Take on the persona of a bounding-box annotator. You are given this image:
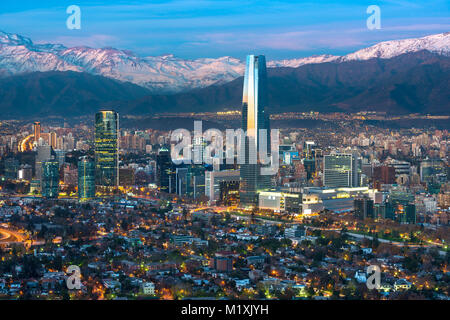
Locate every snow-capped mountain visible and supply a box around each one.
[270,32,450,67]
[267,54,340,68]
[340,32,450,62]
[0,31,244,92]
[0,32,81,74]
[0,31,449,92]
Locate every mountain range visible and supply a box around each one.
[0,31,449,118]
[1,31,449,92]
[117,50,450,115]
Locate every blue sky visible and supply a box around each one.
[0,0,448,60]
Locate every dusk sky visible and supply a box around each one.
[1,0,449,60]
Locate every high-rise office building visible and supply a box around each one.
[397,203,416,224]
[63,164,78,187]
[206,169,240,203]
[35,145,56,190]
[156,146,175,193]
[78,156,95,201]
[41,160,59,199]
[354,198,374,220]
[239,54,272,207]
[301,141,317,181]
[175,165,205,199]
[303,159,316,181]
[54,150,66,167]
[18,164,33,181]
[4,158,19,180]
[175,167,189,196]
[49,132,57,149]
[190,166,206,200]
[323,153,360,188]
[219,180,240,206]
[420,158,445,183]
[386,159,411,178]
[95,111,119,187]
[119,168,135,186]
[373,165,396,185]
[33,121,41,144]
[303,141,316,159]
[192,136,206,164]
[388,191,416,224]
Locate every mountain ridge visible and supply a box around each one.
[122,50,450,116]
[0,50,448,118]
[0,30,449,92]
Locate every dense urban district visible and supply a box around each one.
[0,55,448,300]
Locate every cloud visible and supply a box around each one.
[36,34,119,48]
[188,26,380,52]
[190,30,315,51]
[382,24,450,32]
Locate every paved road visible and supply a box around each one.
[345,232,447,256]
[0,227,26,244]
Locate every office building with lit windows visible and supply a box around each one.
[41,160,59,199]
[156,146,175,193]
[219,180,240,206]
[95,111,119,187]
[33,121,41,144]
[354,197,374,220]
[4,158,19,180]
[420,158,445,183]
[175,165,205,199]
[206,169,240,203]
[35,145,56,190]
[258,191,301,213]
[323,153,361,188]
[239,54,272,207]
[78,156,95,201]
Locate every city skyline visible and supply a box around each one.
[0,1,448,305]
[0,104,448,302]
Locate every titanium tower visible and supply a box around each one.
[239,55,272,207]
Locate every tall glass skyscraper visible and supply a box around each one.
[78,156,96,201]
[95,111,119,187]
[156,146,175,193]
[240,55,272,207]
[35,145,56,190]
[41,160,59,199]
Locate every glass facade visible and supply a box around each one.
[4,158,19,180]
[354,198,374,220]
[175,165,205,199]
[41,160,59,199]
[78,156,95,201]
[420,158,445,183]
[95,111,119,187]
[219,180,240,206]
[206,170,240,202]
[35,145,56,190]
[323,153,360,188]
[156,147,175,193]
[240,55,272,207]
